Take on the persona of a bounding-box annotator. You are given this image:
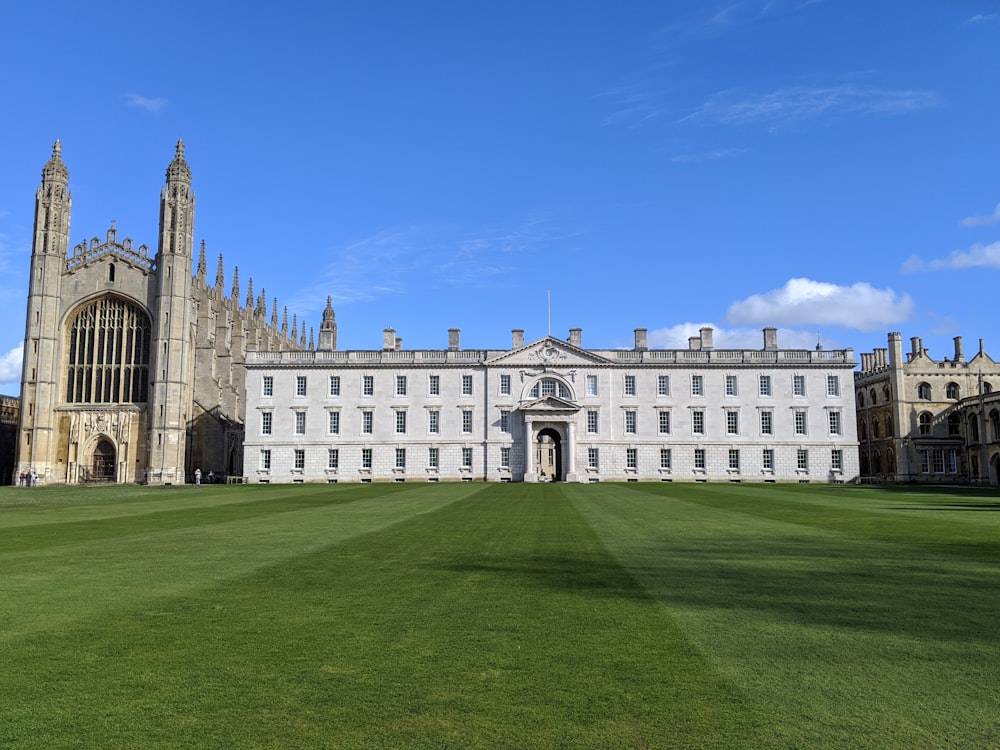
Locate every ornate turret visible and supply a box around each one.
[41,139,69,187]
[318,296,337,350]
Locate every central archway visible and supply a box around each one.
[91,438,117,482]
[536,428,562,482]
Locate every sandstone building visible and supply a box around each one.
[855,332,1000,485]
[16,142,306,484]
[244,326,860,484]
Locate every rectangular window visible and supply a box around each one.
[831,449,843,470]
[262,376,273,397]
[462,410,473,434]
[500,409,510,433]
[759,375,771,397]
[541,380,556,397]
[294,449,305,470]
[587,447,599,469]
[363,375,374,396]
[725,374,737,396]
[428,447,439,468]
[793,375,805,397]
[829,411,842,436]
[624,375,636,396]
[763,449,774,470]
[692,410,705,435]
[660,448,672,470]
[296,376,307,397]
[462,447,473,467]
[795,411,807,435]
[657,375,670,396]
[261,411,272,435]
[328,411,340,435]
[624,410,637,434]
[760,411,773,436]
[500,447,510,467]
[329,375,341,396]
[626,448,638,469]
[691,375,704,396]
[726,410,739,435]
[462,375,473,396]
[933,449,945,473]
[920,449,930,474]
[395,448,406,469]
[362,448,372,469]
[395,410,407,434]
[260,449,271,470]
[429,375,440,396]
[396,375,407,396]
[587,410,599,434]
[428,410,440,434]
[797,449,809,471]
[827,375,840,397]
[586,374,598,396]
[694,448,706,469]
[500,374,511,395]
[328,449,339,469]
[362,411,373,434]
[729,449,740,470]
[949,450,958,474]
[658,410,671,435]
[294,411,306,435]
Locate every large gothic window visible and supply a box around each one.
[65,295,150,404]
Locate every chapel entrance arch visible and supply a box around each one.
[90,438,117,483]
[536,428,562,482]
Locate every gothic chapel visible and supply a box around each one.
[17,141,314,484]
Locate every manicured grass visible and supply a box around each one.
[1,483,997,748]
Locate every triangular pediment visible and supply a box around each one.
[519,395,582,413]
[486,336,613,366]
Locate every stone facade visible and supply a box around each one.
[855,332,1000,485]
[16,142,307,484]
[245,326,860,484]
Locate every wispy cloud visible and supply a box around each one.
[649,322,830,350]
[598,84,671,129]
[902,241,1000,272]
[680,84,939,127]
[670,147,747,163]
[964,13,998,24]
[726,278,913,331]
[123,93,168,114]
[960,202,1000,227]
[0,344,23,385]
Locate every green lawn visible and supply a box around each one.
[1,482,997,749]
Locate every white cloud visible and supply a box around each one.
[726,278,913,331]
[960,202,1000,227]
[0,344,22,385]
[680,84,939,127]
[123,93,168,114]
[965,14,998,24]
[649,322,828,350]
[902,241,1000,272]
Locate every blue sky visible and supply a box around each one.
[2,1,1000,393]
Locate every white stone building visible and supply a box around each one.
[244,324,860,484]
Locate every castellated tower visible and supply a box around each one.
[15,142,315,484]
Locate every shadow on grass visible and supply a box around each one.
[890,502,1000,511]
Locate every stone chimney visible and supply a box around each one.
[448,328,460,351]
[954,336,965,362]
[763,327,777,351]
[383,327,396,351]
[568,328,582,348]
[634,328,648,351]
[512,329,524,349]
[395,337,403,351]
[700,326,714,350]
[688,336,700,350]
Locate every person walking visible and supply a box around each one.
[194,468,202,485]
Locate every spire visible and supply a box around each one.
[197,240,207,279]
[41,139,69,185]
[245,277,254,310]
[301,324,307,348]
[256,288,266,318]
[166,139,191,184]
[231,266,240,302]
[281,307,288,335]
[291,314,298,341]
[318,296,337,350]
[216,254,225,290]
[270,297,278,328]
[309,327,315,350]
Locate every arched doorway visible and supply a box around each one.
[536,428,562,482]
[92,439,117,483]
